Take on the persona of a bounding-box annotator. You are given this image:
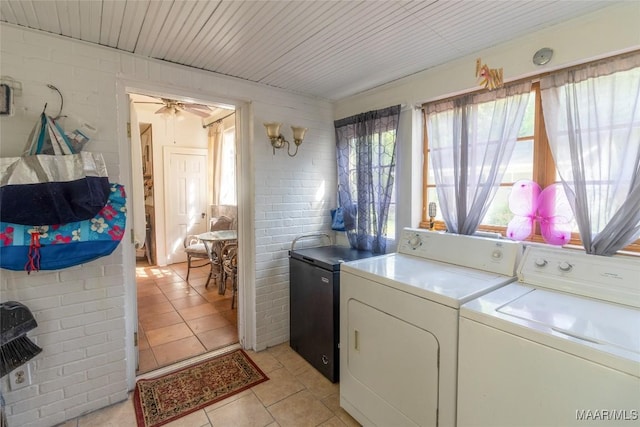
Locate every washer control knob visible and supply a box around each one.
[558,261,573,272]
[491,249,503,260]
[407,235,422,250]
[534,258,548,267]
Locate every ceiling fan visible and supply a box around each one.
[155,98,212,118]
[135,96,213,118]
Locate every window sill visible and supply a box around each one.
[417,221,640,256]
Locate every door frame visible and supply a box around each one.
[116,78,255,391]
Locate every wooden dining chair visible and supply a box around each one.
[183,235,209,281]
[221,242,238,308]
[210,215,233,232]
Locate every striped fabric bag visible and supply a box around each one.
[0,113,110,226]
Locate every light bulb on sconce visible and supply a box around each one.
[264,122,308,157]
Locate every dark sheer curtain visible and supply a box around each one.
[335,105,401,253]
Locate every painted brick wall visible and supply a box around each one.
[0,23,335,427]
[255,99,337,349]
[253,102,336,350]
[0,23,128,427]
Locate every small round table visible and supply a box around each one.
[197,230,238,294]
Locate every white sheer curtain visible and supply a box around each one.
[208,122,224,206]
[540,51,640,255]
[219,127,237,205]
[426,82,531,235]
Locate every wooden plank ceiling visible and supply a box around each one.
[0,0,615,101]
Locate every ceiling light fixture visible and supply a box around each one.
[533,47,554,66]
[264,122,307,157]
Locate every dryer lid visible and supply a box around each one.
[341,253,517,307]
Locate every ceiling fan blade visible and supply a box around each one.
[183,103,211,110]
[181,106,212,118]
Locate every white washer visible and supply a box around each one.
[339,228,522,427]
[458,245,640,427]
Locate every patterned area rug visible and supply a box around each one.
[134,349,268,427]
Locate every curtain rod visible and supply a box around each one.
[202,111,236,128]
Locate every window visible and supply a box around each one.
[219,127,236,205]
[423,83,531,235]
[423,77,640,253]
[426,84,560,230]
[343,131,397,238]
[335,105,400,253]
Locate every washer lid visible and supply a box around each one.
[497,288,640,355]
[461,283,640,376]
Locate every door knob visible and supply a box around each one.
[201,212,206,219]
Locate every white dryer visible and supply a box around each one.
[339,228,522,427]
[457,245,640,427]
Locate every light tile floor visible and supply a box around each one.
[59,343,361,427]
[136,260,238,374]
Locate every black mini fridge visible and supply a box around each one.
[289,244,376,382]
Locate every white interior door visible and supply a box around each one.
[164,147,208,264]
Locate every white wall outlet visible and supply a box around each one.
[8,362,32,390]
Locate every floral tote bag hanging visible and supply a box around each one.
[0,113,110,226]
[0,183,127,272]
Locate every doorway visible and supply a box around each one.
[135,262,238,374]
[129,93,239,374]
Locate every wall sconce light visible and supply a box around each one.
[264,122,308,157]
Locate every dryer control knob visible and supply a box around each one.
[558,261,573,272]
[535,258,548,267]
[407,235,422,249]
[491,249,503,260]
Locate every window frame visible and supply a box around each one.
[421,80,640,254]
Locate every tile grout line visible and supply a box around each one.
[136,262,238,375]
